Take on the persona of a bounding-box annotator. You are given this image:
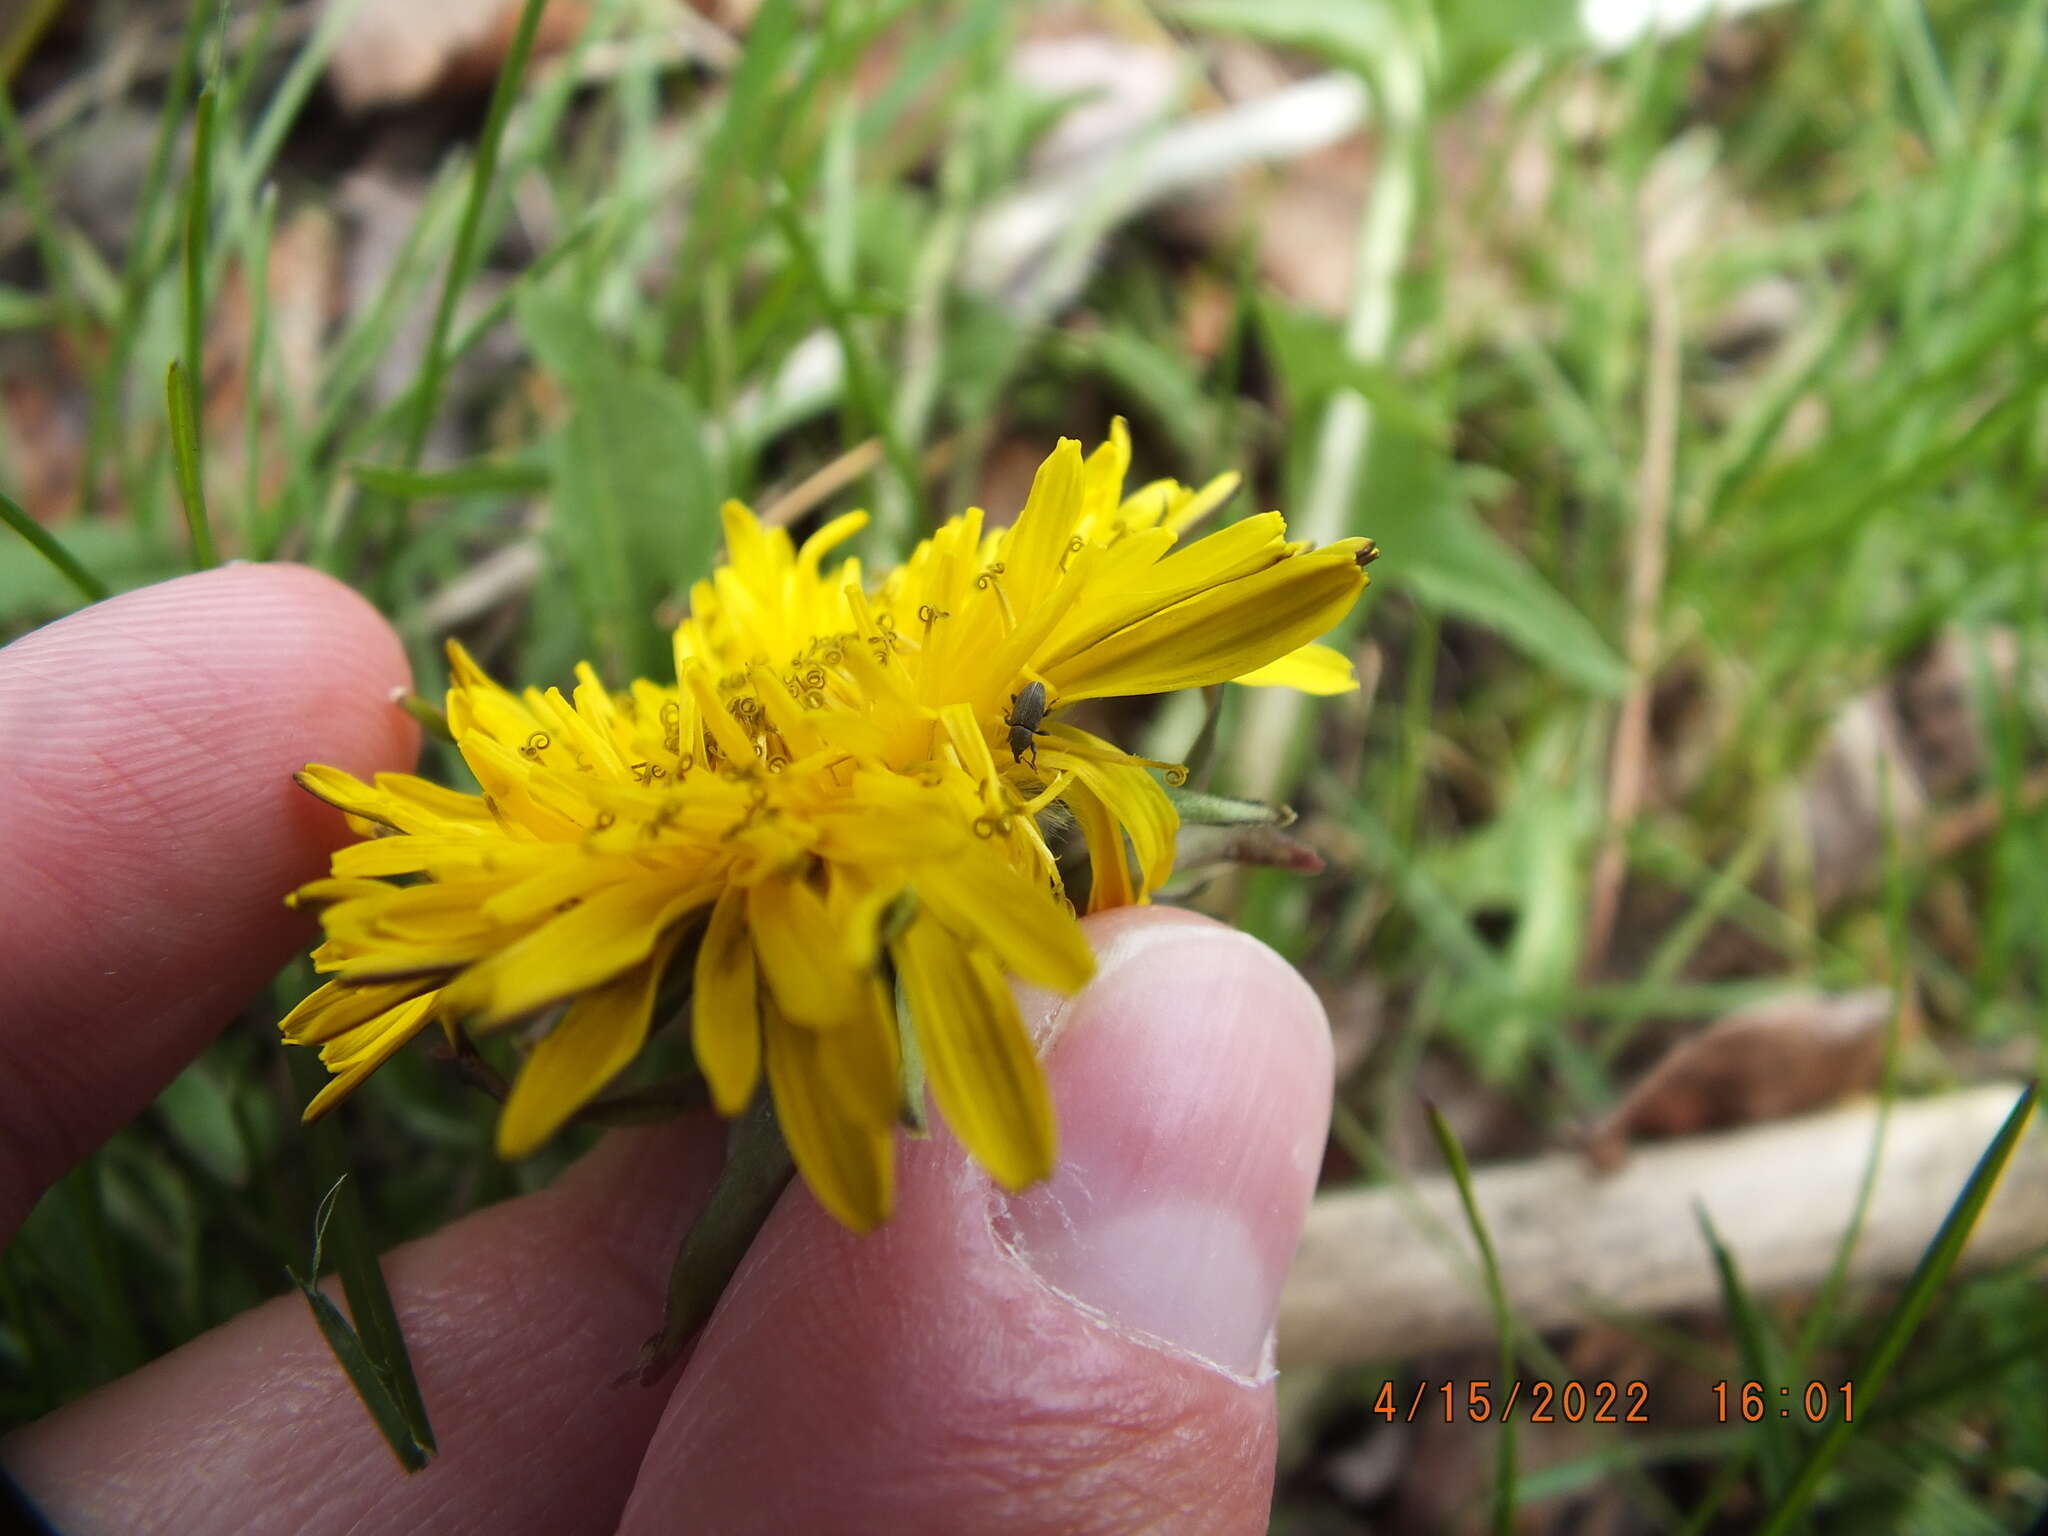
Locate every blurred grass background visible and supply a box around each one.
[3,0,2047,1528]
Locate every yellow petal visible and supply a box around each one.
[440,877,715,1025]
[324,879,513,947]
[681,660,760,772]
[811,771,969,864]
[913,845,1094,994]
[300,993,439,1121]
[893,918,1055,1190]
[998,438,1085,609]
[693,884,762,1115]
[329,836,487,881]
[763,1001,894,1232]
[1059,775,1135,913]
[287,877,391,911]
[1231,641,1358,694]
[1043,726,1179,901]
[1077,419,1132,529]
[798,509,870,572]
[719,499,788,588]
[1161,470,1242,534]
[939,701,1000,786]
[279,978,436,1047]
[824,864,903,969]
[1043,542,1368,702]
[814,977,902,1131]
[747,874,863,1028]
[371,771,500,827]
[456,731,588,841]
[445,640,550,749]
[496,934,678,1158]
[294,765,395,828]
[1040,514,1287,666]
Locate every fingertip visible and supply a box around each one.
[6,560,419,894]
[0,565,417,1232]
[1005,910,1334,1379]
[621,907,1331,1534]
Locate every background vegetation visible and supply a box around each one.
[3,0,2046,1528]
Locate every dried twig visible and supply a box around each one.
[1583,147,1699,974]
[1279,1082,2046,1366]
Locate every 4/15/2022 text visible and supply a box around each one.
[1370,1381,1650,1424]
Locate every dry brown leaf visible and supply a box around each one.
[1176,822,1326,877]
[1891,625,2039,800]
[326,0,593,112]
[1177,266,1236,363]
[0,353,84,523]
[1587,987,1898,1168]
[973,436,1054,527]
[1166,136,1370,319]
[1798,691,1929,912]
[1010,29,1178,175]
[1320,972,1385,1084]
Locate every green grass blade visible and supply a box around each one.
[764,181,923,528]
[633,1094,794,1386]
[0,490,109,602]
[164,362,216,568]
[0,282,53,329]
[397,0,548,473]
[0,0,65,84]
[328,206,606,473]
[205,0,359,294]
[286,1177,431,1472]
[239,184,278,553]
[1755,1080,2041,1536]
[1426,1103,1517,1535]
[287,1050,437,1459]
[1696,1203,1795,1505]
[162,73,220,568]
[85,0,212,527]
[184,86,216,437]
[0,82,83,336]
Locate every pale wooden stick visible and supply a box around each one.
[1278,1083,2045,1367]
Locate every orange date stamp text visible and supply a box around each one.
[1369,1380,1650,1424]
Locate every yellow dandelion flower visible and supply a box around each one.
[283,423,1373,1231]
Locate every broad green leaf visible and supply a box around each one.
[155,1061,250,1188]
[519,291,723,677]
[0,516,180,621]
[349,459,550,501]
[1366,434,1629,696]
[1173,0,1411,80]
[1257,296,1447,446]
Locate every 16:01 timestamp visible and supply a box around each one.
[1714,1381,1855,1422]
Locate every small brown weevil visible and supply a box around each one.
[1005,680,1049,768]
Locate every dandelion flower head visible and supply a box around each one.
[284,423,1373,1230]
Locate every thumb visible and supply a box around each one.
[619,907,1333,1536]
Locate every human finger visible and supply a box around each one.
[620,906,1333,1535]
[0,564,417,1239]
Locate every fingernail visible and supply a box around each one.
[993,918,1332,1379]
